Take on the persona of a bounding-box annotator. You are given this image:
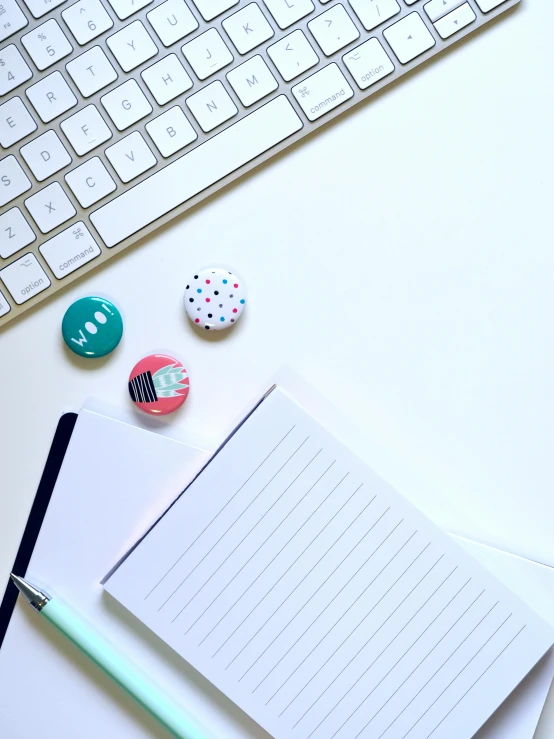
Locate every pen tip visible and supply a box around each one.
[9,575,50,611]
[10,574,29,597]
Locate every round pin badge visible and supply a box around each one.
[62,297,123,358]
[185,267,246,331]
[128,354,190,416]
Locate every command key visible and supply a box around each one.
[292,63,354,122]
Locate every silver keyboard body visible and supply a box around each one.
[0,0,520,327]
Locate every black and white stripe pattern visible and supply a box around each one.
[129,371,157,403]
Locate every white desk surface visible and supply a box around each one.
[0,0,552,734]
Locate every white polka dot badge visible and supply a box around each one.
[185,267,246,331]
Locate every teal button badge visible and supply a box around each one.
[62,297,123,358]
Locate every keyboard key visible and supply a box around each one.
[62,0,114,45]
[343,37,394,89]
[186,80,237,133]
[292,62,353,121]
[107,20,158,73]
[65,157,116,206]
[0,44,32,95]
[475,0,507,10]
[267,29,318,82]
[61,104,112,154]
[25,181,76,233]
[0,288,10,317]
[101,79,152,130]
[227,54,277,107]
[383,11,435,63]
[0,97,36,147]
[20,0,65,19]
[0,207,35,259]
[105,130,156,182]
[0,252,50,304]
[349,0,400,30]
[222,3,274,55]
[21,19,72,71]
[91,96,302,247]
[0,0,28,43]
[66,46,118,96]
[0,155,31,206]
[26,70,77,122]
[424,0,465,22]
[190,0,238,22]
[145,105,196,157]
[39,221,101,278]
[147,0,198,46]
[105,0,151,20]
[263,0,314,29]
[434,2,475,37]
[141,54,192,104]
[308,4,359,56]
[20,129,72,181]
[182,28,233,81]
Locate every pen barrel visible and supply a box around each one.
[41,599,210,739]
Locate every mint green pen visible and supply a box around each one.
[11,574,212,739]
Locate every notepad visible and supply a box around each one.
[105,387,554,739]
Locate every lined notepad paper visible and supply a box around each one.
[105,388,554,739]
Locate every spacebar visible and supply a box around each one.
[90,96,303,248]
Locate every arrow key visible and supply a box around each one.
[433,2,475,38]
[308,4,359,56]
[424,0,465,23]
[62,0,114,45]
[383,11,435,64]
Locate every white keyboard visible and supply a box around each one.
[0,0,518,326]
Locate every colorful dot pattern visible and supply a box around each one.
[185,268,247,331]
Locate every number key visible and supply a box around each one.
[0,44,32,95]
[62,0,114,45]
[21,19,73,71]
